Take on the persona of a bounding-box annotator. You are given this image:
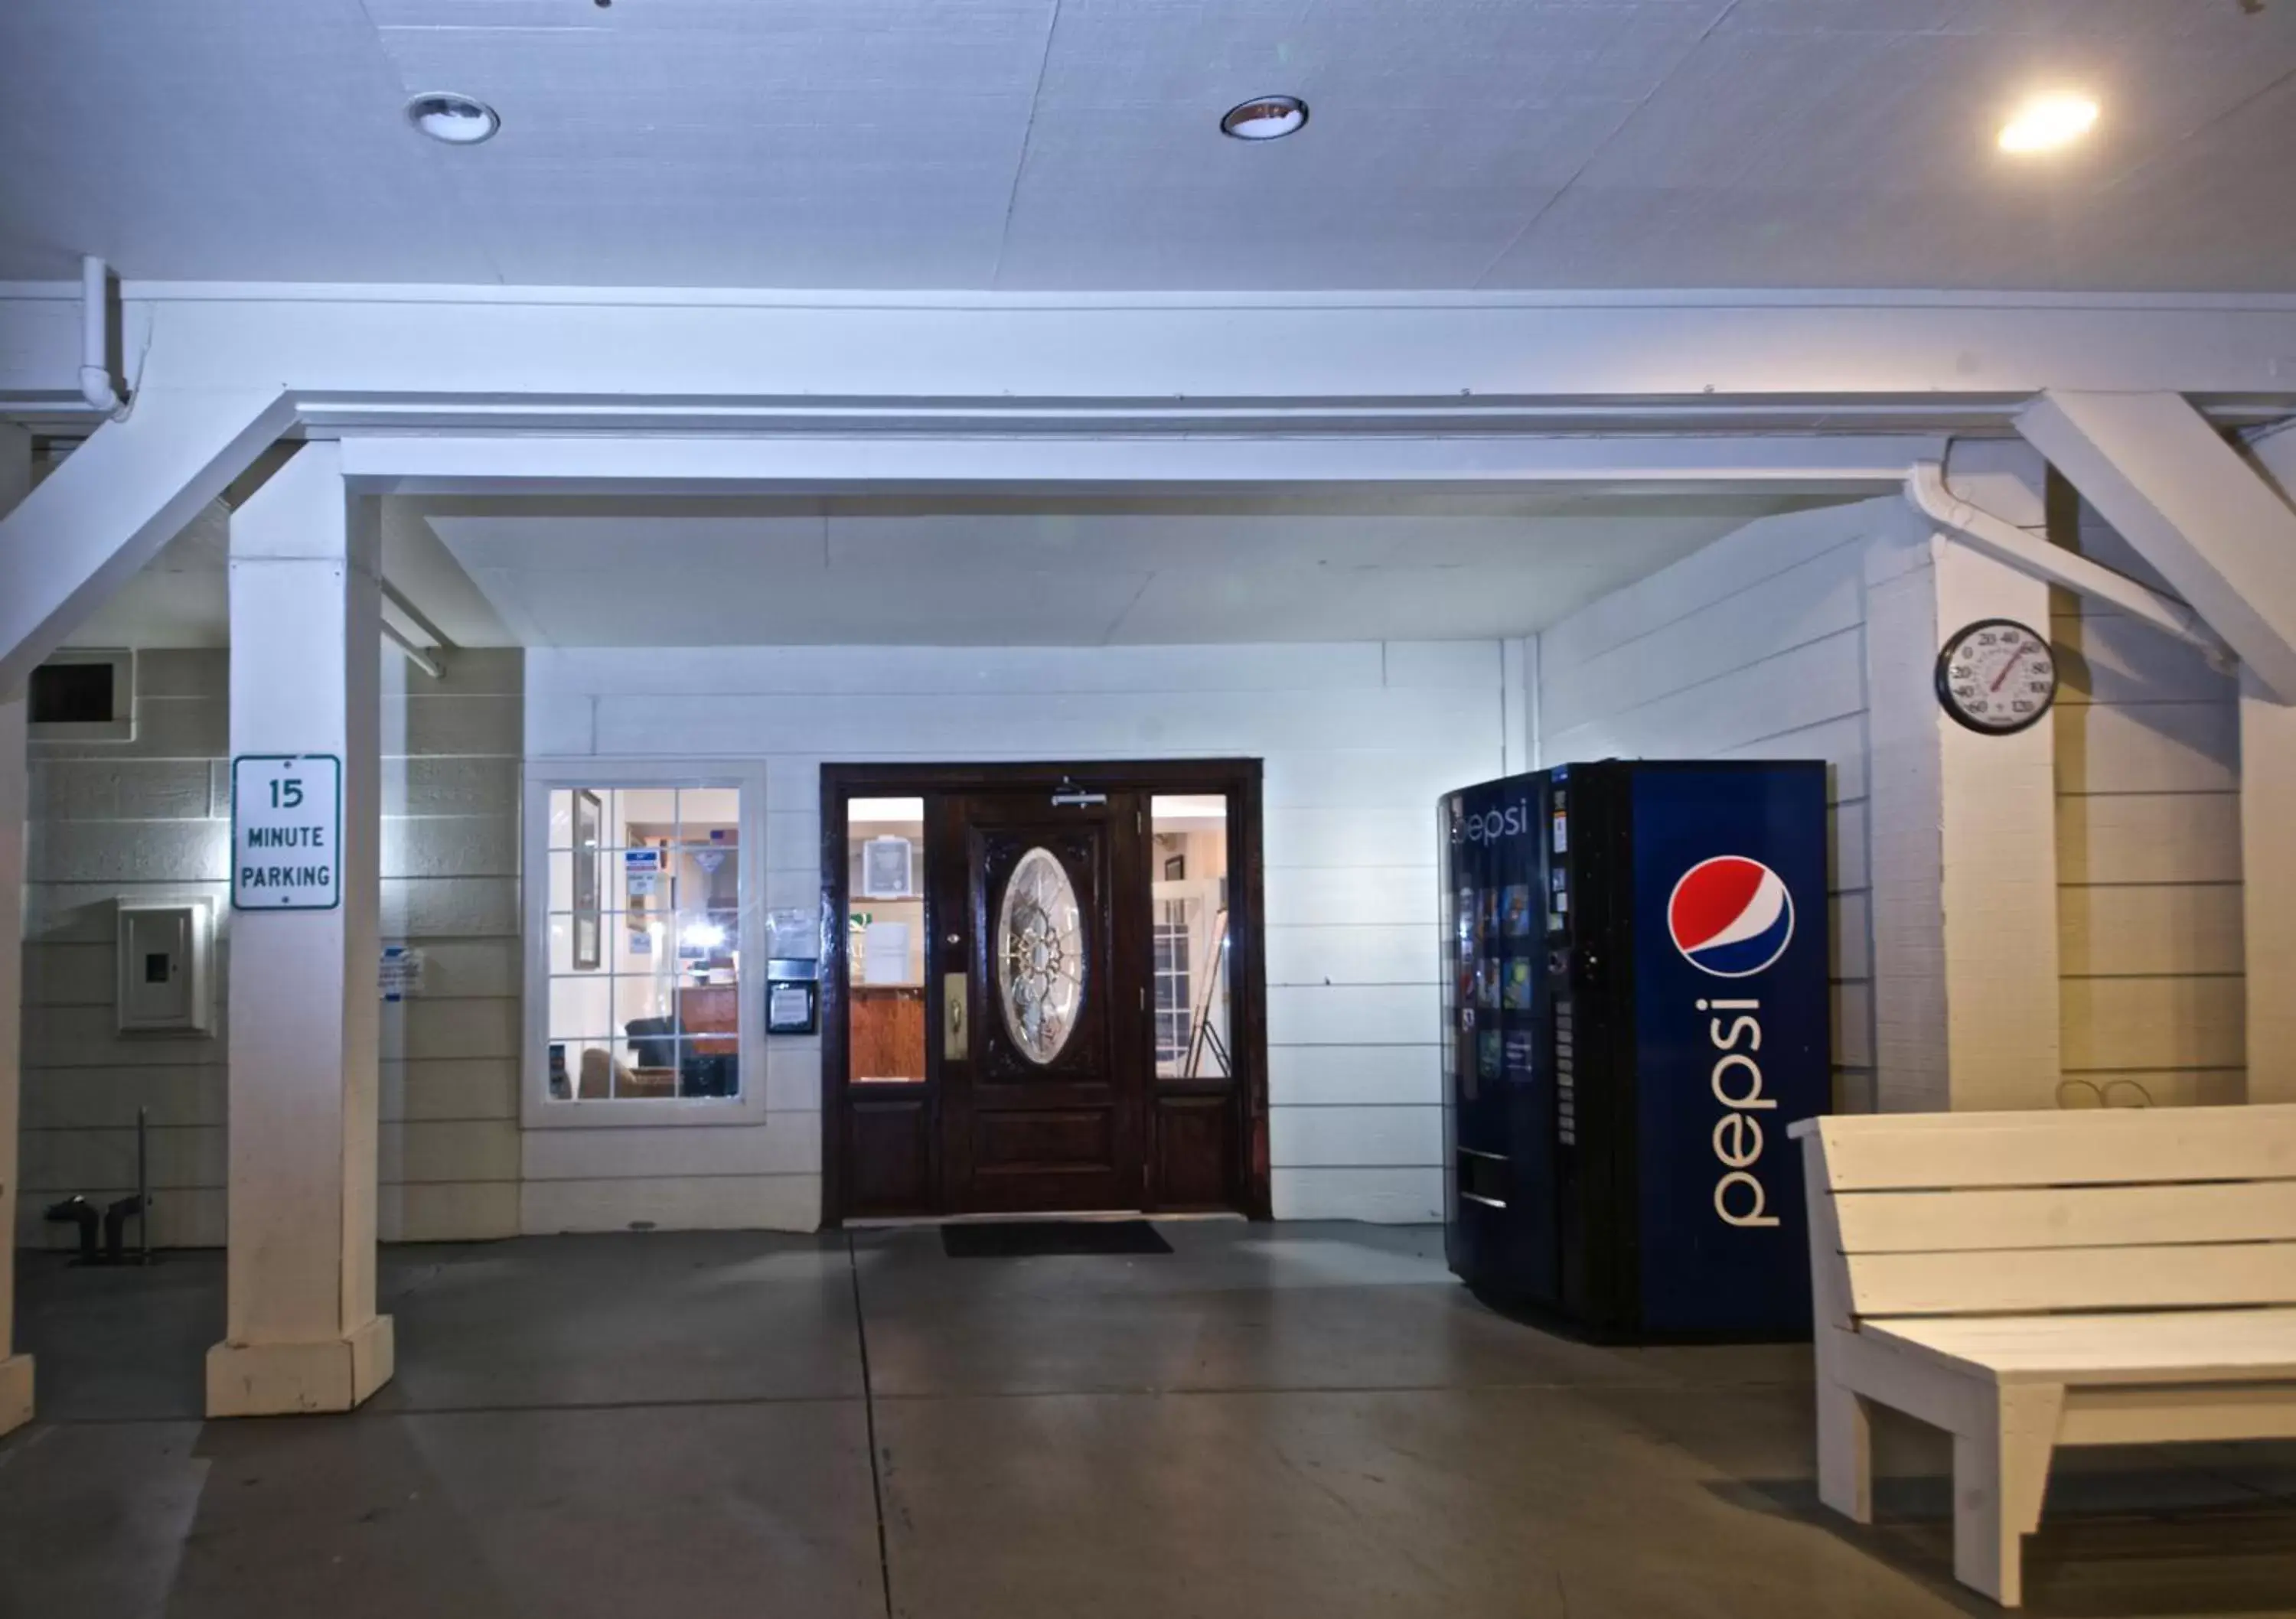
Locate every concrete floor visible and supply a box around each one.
[4,1223,2294,1618]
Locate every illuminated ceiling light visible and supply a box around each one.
[405,92,501,145]
[1998,93,2099,154]
[1221,95,1309,140]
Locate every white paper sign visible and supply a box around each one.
[768,907,817,959]
[232,754,341,911]
[379,946,426,1001]
[863,920,912,985]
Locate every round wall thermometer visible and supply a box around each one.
[1936,618,2058,735]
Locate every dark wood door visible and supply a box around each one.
[935,790,1148,1213]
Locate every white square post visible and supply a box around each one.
[2244,428,2296,1103]
[0,423,32,1435]
[1865,443,2064,1113]
[205,443,393,1415]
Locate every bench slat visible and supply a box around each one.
[1808,1106,2296,1191]
[1865,1308,2296,1381]
[1848,1241,2296,1316]
[1834,1181,2296,1253]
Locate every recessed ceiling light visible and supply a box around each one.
[1221,95,1308,141]
[1998,93,2098,154]
[405,92,501,146]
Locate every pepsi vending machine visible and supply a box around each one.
[1439,761,1828,1339]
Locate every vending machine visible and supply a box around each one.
[1439,760,1829,1339]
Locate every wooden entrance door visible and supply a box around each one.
[934,790,1149,1213]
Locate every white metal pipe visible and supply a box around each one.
[1905,459,2229,664]
[78,256,125,416]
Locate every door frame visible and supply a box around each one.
[820,758,1270,1227]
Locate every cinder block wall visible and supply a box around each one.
[16,647,523,1247]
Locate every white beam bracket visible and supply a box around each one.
[1903,460,2230,666]
[2019,390,2296,704]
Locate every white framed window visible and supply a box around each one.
[522,761,768,1129]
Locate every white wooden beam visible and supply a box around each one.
[338,432,1945,495]
[0,386,295,699]
[7,285,2296,431]
[2018,391,2296,703]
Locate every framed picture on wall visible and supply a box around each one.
[861,836,913,898]
[572,788,603,970]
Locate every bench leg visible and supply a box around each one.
[1816,1377,1874,1523]
[1952,1383,2064,1608]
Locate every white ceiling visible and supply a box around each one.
[68,490,1837,649]
[421,490,1831,647]
[3,0,2294,291]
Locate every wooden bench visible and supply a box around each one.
[1790,1105,2296,1607]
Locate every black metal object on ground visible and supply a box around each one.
[941,1220,1172,1259]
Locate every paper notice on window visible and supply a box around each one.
[862,920,912,985]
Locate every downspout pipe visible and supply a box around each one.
[79,255,129,418]
[1904,460,2230,666]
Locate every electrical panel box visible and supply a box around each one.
[116,899,215,1035]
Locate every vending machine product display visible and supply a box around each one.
[1439,761,1830,1339]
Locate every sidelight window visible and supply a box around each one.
[1150,796,1231,1079]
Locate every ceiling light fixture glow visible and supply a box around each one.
[1221,95,1308,140]
[405,92,501,145]
[1998,93,2099,154]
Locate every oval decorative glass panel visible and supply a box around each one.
[997,846,1085,1065]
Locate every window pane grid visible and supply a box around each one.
[546,783,743,1102]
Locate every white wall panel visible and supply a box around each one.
[18,646,527,1248]
[2053,519,2247,1103]
[1271,1168,1443,1224]
[530,637,1508,1224]
[1265,924,1437,986]
[1269,1045,1442,1108]
[520,1173,820,1235]
[1534,500,1892,1109]
[1267,985,1441,1048]
[1268,1105,1443,1169]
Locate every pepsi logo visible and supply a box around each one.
[1668,856,1795,979]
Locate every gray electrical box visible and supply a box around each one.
[116,899,215,1035]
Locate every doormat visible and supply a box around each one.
[941,1220,1173,1258]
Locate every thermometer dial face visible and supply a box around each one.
[1936,618,2057,735]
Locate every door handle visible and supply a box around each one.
[944,972,967,1061]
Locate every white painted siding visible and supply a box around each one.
[1534,499,1895,1112]
[377,648,526,1238]
[527,642,1509,1227]
[18,647,523,1247]
[2053,505,2245,1106]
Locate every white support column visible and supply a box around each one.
[1865,443,2063,1113]
[205,443,393,1416]
[0,424,32,1435]
[2243,427,2296,1103]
